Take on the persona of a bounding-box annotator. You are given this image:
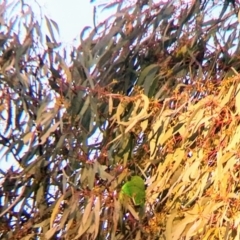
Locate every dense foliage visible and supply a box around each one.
[1,0,240,239]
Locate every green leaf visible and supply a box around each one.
[50,19,60,36]
[45,16,58,43]
[137,64,159,86]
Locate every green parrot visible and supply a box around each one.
[120,176,146,207]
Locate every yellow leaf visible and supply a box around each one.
[75,212,93,239]
[234,225,240,240]
[164,149,185,184]
[219,84,234,107]
[60,59,72,83]
[182,160,200,182]
[235,83,240,114]
[198,173,211,196]
[116,101,126,125]
[22,132,34,144]
[185,218,204,239]
[112,197,121,235]
[50,194,64,227]
[158,126,173,146]
[221,151,234,165]
[124,119,138,134]
[169,182,188,207]
[137,94,150,119]
[176,45,188,58]
[82,196,94,226]
[140,119,148,132]
[126,202,139,220]
[58,208,71,231]
[130,98,142,118]
[165,211,178,239]
[117,94,149,126]
[202,228,216,240]
[156,153,173,181]
[109,95,113,115]
[93,197,100,239]
[172,214,198,239]
[19,73,29,88]
[45,226,58,240]
[40,121,60,145]
[66,218,74,232]
[135,231,141,240]
[226,124,240,151]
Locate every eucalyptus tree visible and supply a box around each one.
[1,0,240,239]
